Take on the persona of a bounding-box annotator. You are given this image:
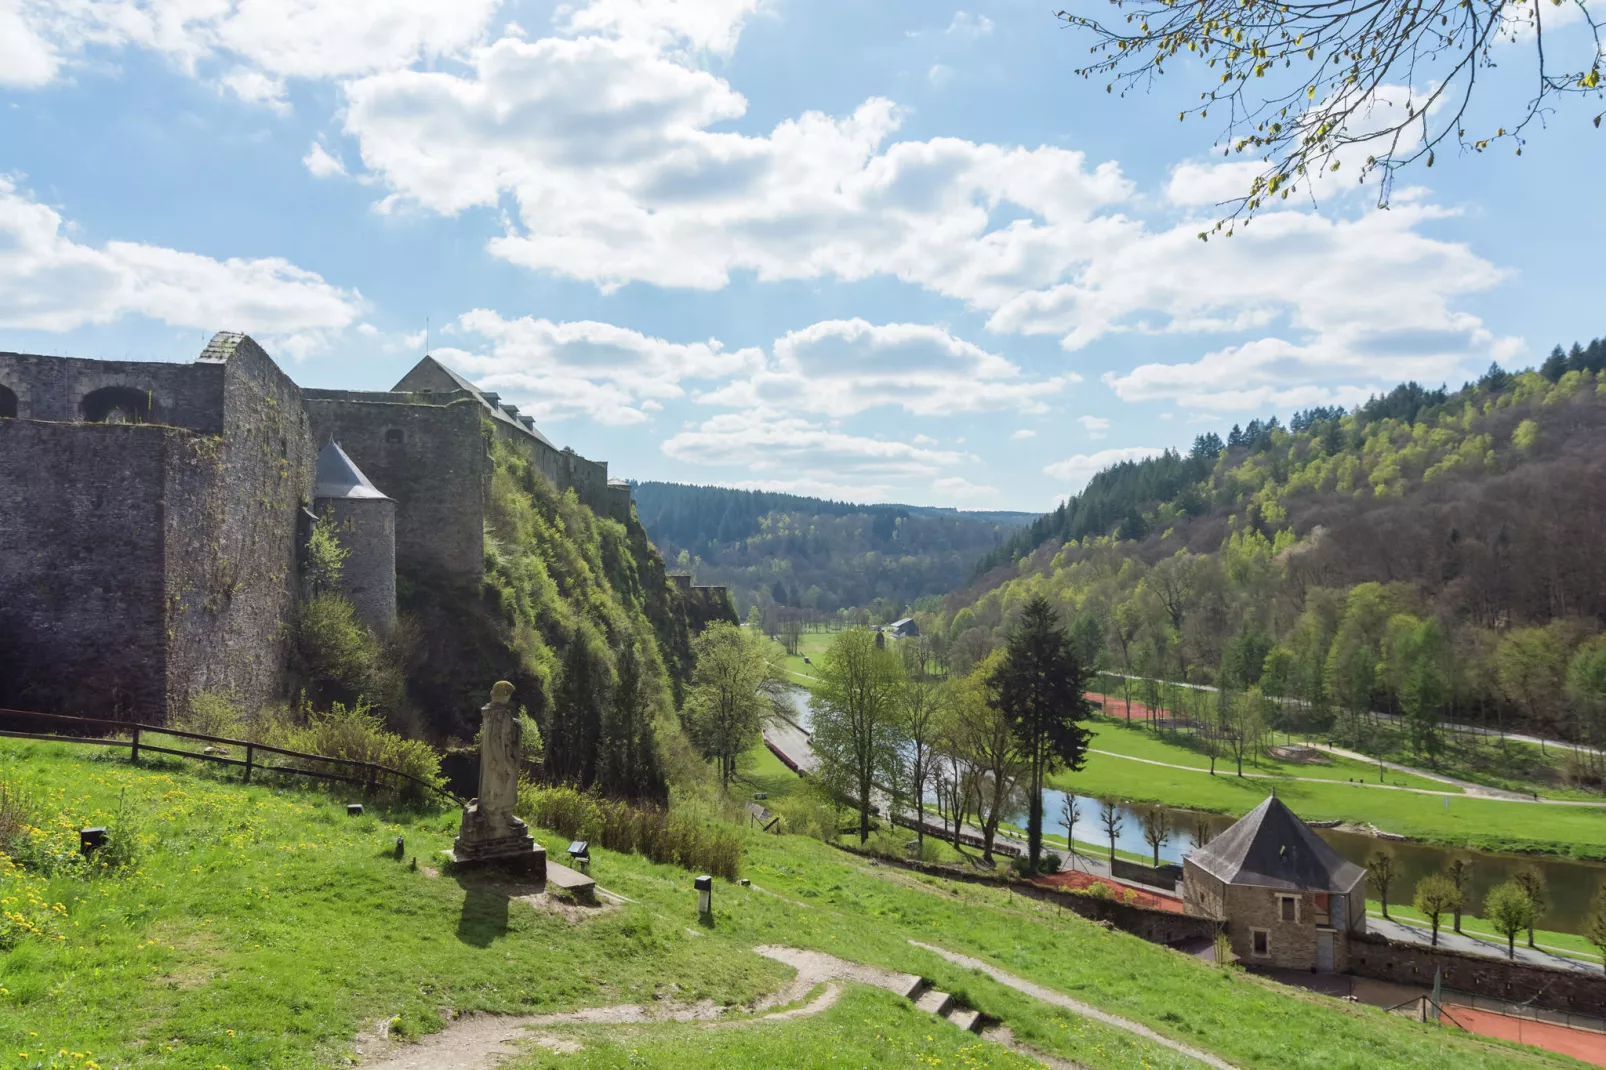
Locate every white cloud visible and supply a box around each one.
[303,142,348,179]
[561,0,765,56]
[927,64,953,88]
[699,319,1074,418]
[720,476,899,503]
[932,475,996,502]
[945,11,994,37]
[662,409,967,483]
[0,0,59,87]
[1043,446,1167,489]
[448,309,762,425]
[1078,415,1110,438]
[357,322,379,335]
[8,0,504,97]
[1011,429,1036,440]
[0,176,362,356]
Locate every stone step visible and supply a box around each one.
[897,975,927,1001]
[545,860,597,904]
[947,1009,982,1033]
[913,989,953,1017]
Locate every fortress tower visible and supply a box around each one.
[312,441,397,636]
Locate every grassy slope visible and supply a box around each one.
[0,740,1587,1070]
[1059,719,1606,860]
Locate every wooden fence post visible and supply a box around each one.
[130,726,140,764]
[245,743,254,784]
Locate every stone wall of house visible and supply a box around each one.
[0,351,226,431]
[1348,932,1606,1018]
[0,420,176,719]
[1184,859,1367,973]
[162,335,316,719]
[303,391,486,588]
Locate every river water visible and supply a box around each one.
[779,687,1606,934]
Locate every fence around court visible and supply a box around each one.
[0,708,461,806]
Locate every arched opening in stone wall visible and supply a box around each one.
[82,386,152,424]
[384,428,405,444]
[0,385,16,419]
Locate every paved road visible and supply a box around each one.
[1366,915,1599,974]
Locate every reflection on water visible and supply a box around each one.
[782,685,1606,934]
[1038,789,1606,934]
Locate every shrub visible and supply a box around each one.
[264,700,445,799]
[293,593,405,711]
[175,691,245,738]
[515,781,741,879]
[0,779,36,858]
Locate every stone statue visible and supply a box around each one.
[448,680,544,876]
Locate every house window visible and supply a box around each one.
[1279,895,1299,923]
[1251,929,1270,957]
[385,428,404,444]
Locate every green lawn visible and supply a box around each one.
[1365,901,1604,966]
[776,629,836,693]
[1058,719,1606,860]
[0,739,1588,1070]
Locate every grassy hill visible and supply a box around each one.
[936,334,1606,766]
[0,740,1589,1070]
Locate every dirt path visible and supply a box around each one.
[910,941,1238,1070]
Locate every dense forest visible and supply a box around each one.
[631,482,1035,620]
[929,332,1606,765]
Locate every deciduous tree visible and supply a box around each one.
[684,623,788,789]
[1485,881,1538,959]
[1412,873,1462,947]
[812,627,907,843]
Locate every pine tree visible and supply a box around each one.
[547,630,605,788]
[987,596,1094,872]
[596,641,666,803]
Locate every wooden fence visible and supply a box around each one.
[0,708,460,806]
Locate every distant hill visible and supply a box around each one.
[631,482,1037,619]
[938,330,1606,746]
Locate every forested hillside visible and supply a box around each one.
[935,333,1606,761]
[632,482,1035,620]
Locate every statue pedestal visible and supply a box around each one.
[443,802,546,878]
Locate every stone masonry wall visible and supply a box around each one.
[1349,932,1606,1017]
[303,392,486,587]
[162,336,316,719]
[314,496,397,635]
[0,351,225,431]
[0,421,174,719]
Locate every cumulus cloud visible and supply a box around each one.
[932,475,996,502]
[0,176,362,356]
[662,409,967,484]
[0,0,60,87]
[1043,446,1167,489]
[945,11,994,37]
[1011,429,1036,440]
[303,142,348,178]
[1078,415,1110,438]
[699,319,1074,418]
[445,309,762,425]
[561,0,765,56]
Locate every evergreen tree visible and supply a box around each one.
[547,630,606,788]
[987,596,1094,872]
[1541,345,1568,382]
[596,641,666,803]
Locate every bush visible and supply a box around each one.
[0,779,36,858]
[263,700,445,799]
[175,691,245,738]
[293,593,405,711]
[516,782,742,879]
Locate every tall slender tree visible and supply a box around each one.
[595,641,666,803]
[812,627,907,842]
[684,622,787,788]
[987,596,1094,873]
[547,628,606,788]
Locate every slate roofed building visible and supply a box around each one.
[888,617,919,640]
[1182,795,1367,973]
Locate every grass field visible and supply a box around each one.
[1,739,1587,1070]
[1058,718,1606,860]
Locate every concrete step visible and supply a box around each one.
[897,976,927,1001]
[545,860,597,904]
[947,1009,982,1033]
[913,989,954,1017]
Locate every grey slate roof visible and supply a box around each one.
[399,356,556,449]
[314,441,391,501]
[1186,795,1365,893]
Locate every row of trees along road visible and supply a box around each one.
[804,596,1095,871]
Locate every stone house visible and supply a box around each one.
[1182,795,1368,973]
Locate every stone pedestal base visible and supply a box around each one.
[446,805,546,878]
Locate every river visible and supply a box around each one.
[781,687,1606,934]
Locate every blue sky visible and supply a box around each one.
[1,0,1602,511]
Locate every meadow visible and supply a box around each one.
[0,739,1591,1070]
[1059,718,1606,860]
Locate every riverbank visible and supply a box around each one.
[1057,717,1606,861]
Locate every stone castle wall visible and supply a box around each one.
[0,351,226,431]
[0,421,177,718]
[163,338,316,718]
[315,496,397,635]
[303,391,487,587]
